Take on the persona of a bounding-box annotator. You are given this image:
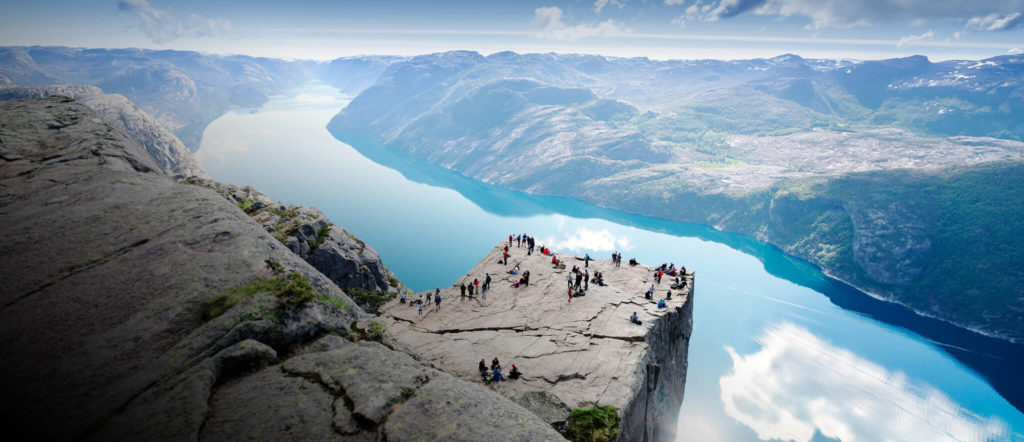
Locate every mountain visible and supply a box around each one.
[0,95,564,441]
[328,51,1024,342]
[0,46,401,151]
[0,85,207,178]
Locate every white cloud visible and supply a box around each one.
[719,323,1011,442]
[967,13,1024,31]
[594,0,626,14]
[897,30,934,49]
[539,227,632,252]
[664,0,688,5]
[532,6,630,41]
[667,0,1024,30]
[1010,48,1024,54]
[117,0,230,44]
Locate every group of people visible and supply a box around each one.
[632,260,689,324]
[460,274,492,300]
[480,357,522,384]
[610,252,622,267]
[512,233,536,255]
[400,289,444,315]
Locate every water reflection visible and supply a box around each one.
[335,123,1024,414]
[537,225,634,253]
[720,323,1013,441]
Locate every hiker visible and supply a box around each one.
[434,292,442,311]
[630,312,641,325]
[629,258,638,266]
[566,273,573,288]
[492,366,504,382]
[492,357,500,370]
[461,283,466,299]
[574,272,582,290]
[584,271,589,290]
[646,284,655,300]
[509,364,522,380]
[418,303,423,316]
[503,250,508,265]
[567,287,573,303]
[468,283,475,297]
[516,234,521,247]
[666,290,672,301]
[523,270,530,287]
[658,299,667,309]
[474,278,479,293]
[479,359,490,383]
[509,264,519,275]
[418,293,425,305]
[400,291,406,304]
[485,273,491,290]
[584,253,590,268]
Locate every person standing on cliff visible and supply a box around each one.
[460,283,466,299]
[566,273,573,288]
[584,253,590,268]
[584,270,589,290]
[567,286,573,303]
[434,291,442,311]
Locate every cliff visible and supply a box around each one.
[326,51,1024,343]
[0,85,207,178]
[381,244,694,441]
[0,96,563,440]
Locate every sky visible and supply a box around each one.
[0,0,1022,61]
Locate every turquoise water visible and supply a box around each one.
[198,83,1024,441]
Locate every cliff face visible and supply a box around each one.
[380,243,694,441]
[183,178,407,313]
[0,96,563,441]
[0,85,207,178]
[326,51,1024,343]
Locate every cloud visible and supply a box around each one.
[967,13,1024,31]
[1010,48,1024,54]
[897,30,934,49]
[664,0,687,5]
[532,6,629,40]
[537,227,632,253]
[117,0,229,44]
[719,323,1010,442]
[668,0,1024,30]
[594,0,626,14]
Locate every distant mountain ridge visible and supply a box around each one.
[328,50,1024,342]
[0,46,402,150]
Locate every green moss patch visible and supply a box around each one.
[566,405,620,442]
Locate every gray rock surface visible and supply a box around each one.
[381,243,694,440]
[0,96,564,441]
[0,85,208,178]
[185,177,404,312]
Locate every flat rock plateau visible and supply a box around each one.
[382,243,694,441]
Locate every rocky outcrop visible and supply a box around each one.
[381,243,694,440]
[0,96,563,441]
[182,178,405,312]
[0,85,208,178]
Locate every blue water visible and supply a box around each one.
[198,83,1024,441]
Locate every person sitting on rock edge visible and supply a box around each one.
[630,312,641,325]
[492,366,504,382]
[657,299,666,309]
[509,364,522,380]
